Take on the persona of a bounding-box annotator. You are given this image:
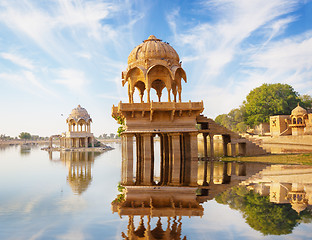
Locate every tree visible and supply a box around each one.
[215,106,247,133]
[19,132,31,141]
[215,114,231,129]
[243,83,300,127]
[299,94,312,109]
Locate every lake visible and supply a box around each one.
[0,143,311,240]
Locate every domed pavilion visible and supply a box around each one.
[112,35,204,187]
[124,35,187,103]
[60,105,95,149]
[289,103,309,135]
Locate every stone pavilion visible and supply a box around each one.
[60,105,95,149]
[112,35,204,187]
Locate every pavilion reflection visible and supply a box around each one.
[49,151,103,194]
[112,186,203,239]
[241,165,312,213]
[112,161,270,239]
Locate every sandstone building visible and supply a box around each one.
[270,104,312,136]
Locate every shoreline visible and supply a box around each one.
[221,153,312,165]
[0,138,121,146]
[0,140,52,145]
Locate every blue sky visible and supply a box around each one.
[0,0,312,137]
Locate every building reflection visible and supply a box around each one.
[112,161,270,239]
[112,186,203,239]
[49,151,102,194]
[241,165,312,213]
[196,161,269,200]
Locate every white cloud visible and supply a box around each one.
[167,0,309,116]
[54,68,89,93]
[0,52,34,70]
[75,52,91,60]
[0,0,122,64]
[174,0,299,78]
[245,32,312,94]
[0,70,56,97]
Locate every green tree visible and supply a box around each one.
[215,106,247,133]
[299,94,312,109]
[215,114,231,129]
[243,83,300,127]
[19,132,31,141]
[113,116,125,137]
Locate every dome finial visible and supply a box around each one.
[144,35,161,42]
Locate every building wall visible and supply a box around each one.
[270,115,291,137]
[305,114,312,135]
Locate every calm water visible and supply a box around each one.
[0,144,311,240]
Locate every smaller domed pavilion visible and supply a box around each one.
[289,103,309,135]
[60,105,95,148]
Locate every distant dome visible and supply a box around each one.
[127,35,180,66]
[291,104,307,116]
[67,105,92,123]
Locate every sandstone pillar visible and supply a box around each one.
[161,134,170,185]
[189,132,198,186]
[222,135,231,156]
[142,133,153,185]
[209,134,214,158]
[122,134,134,185]
[203,133,208,160]
[136,134,143,184]
[170,133,181,185]
[230,143,236,157]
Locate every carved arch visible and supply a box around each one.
[147,65,173,102]
[134,81,146,103]
[123,66,146,86]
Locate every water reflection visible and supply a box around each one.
[112,186,203,239]
[215,165,312,236]
[241,165,312,213]
[49,151,103,194]
[113,161,271,238]
[20,145,31,155]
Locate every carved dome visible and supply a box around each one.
[67,105,92,123]
[123,35,187,103]
[291,104,307,116]
[127,35,180,67]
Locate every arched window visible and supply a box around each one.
[298,118,303,124]
[151,79,166,102]
[293,118,296,124]
[134,81,146,103]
